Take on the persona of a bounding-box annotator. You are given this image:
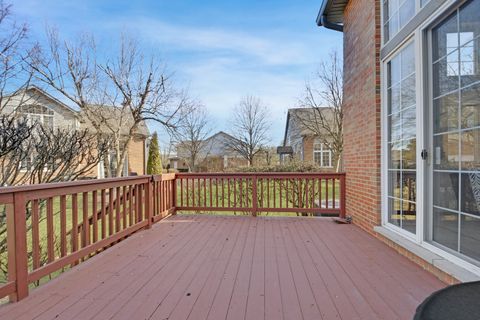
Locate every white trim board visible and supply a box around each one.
[375,226,480,282]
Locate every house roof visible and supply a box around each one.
[282,107,335,146]
[80,105,150,138]
[316,0,347,30]
[6,86,80,117]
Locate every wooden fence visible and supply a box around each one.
[0,172,345,302]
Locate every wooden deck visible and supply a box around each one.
[0,214,444,320]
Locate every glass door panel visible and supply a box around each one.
[387,42,417,234]
[430,0,480,262]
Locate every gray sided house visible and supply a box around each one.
[173,131,248,172]
[279,108,336,170]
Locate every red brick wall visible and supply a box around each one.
[343,0,382,233]
[341,0,462,285]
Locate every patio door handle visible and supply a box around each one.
[421,149,428,160]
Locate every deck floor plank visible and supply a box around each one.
[104,216,230,320]
[35,216,200,320]
[0,215,445,320]
[0,216,196,320]
[59,215,207,320]
[313,219,419,319]
[169,216,247,320]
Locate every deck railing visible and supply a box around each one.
[0,172,345,302]
[176,173,345,217]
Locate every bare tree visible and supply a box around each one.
[32,31,185,177]
[296,50,343,171]
[172,101,211,172]
[227,96,271,166]
[26,126,111,184]
[0,1,38,113]
[0,115,32,185]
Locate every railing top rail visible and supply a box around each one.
[152,173,176,181]
[175,172,346,178]
[0,175,151,195]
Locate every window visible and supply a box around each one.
[17,105,54,128]
[383,0,415,42]
[313,142,332,168]
[430,0,480,262]
[386,41,417,234]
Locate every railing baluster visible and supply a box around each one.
[326,178,329,209]
[122,186,127,229]
[60,195,67,257]
[221,178,225,208]
[31,199,40,270]
[115,187,121,232]
[129,185,134,226]
[234,178,237,208]
[101,189,106,239]
[92,191,98,243]
[46,197,54,263]
[198,178,201,208]
[228,178,231,207]
[333,178,336,209]
[215,178,219,207]
[286,179,289,209]
[203,178,206,207]
[108,188,114,235]
[82,192,89,247]
[318,178,322,211]
[71,194,78,264]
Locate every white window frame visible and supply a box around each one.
[382,0,422,44]
[17,105,54,129]
[313,141,333,168]
[380,0,480,275]
[381,37,420,241]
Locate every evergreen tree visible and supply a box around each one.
[147,132,162,174]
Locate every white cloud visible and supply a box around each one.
[121,18,320,66]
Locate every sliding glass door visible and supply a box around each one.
[387,42,417,235]
[429,0,480,262]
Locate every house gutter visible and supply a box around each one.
[316,0,344,32]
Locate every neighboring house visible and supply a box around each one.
[174,131,248,172]
[1,87,150,179]
[317,0,480,282]
[79,104,150,178]
[278,108,335,170]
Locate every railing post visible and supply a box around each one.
[172,174,177,215]
[252,175,258,217]
[7,192,29,301]
[145,179,153,228]
[340,174,346,219]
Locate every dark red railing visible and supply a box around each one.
[176,173,345,217]
[0,172,345,302]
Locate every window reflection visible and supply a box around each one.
[433,208,459,251]
[431,0,480,262]
[460,215,480,260]
[387,42,417,234]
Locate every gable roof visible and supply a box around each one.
[282,108,335,146]
[6,86,80,117]
[175,131,242,159]
[79,105,150,138]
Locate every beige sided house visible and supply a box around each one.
[279,108,337,170]
[2,87,149,180]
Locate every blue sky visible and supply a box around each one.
[13,0,342,146]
